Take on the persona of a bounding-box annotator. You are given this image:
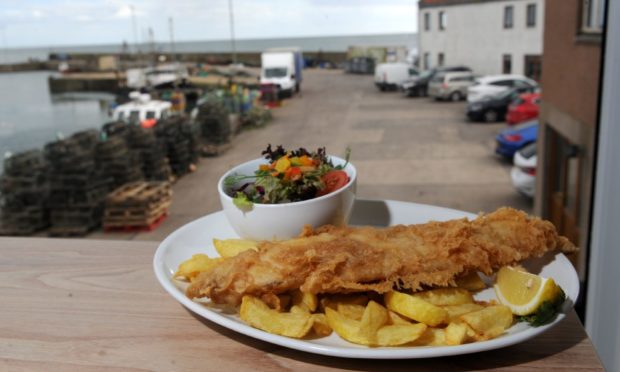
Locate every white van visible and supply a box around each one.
[374,63,418,91]
[260,48,303,96]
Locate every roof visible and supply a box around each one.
[476,74,531,83]
[419,0,514,8]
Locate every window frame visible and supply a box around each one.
[581,0,606,34]
[438,11,447,31]
[504,5,514,29]
[502,54,512,74]
[526,3,537,27]
[424,12,431,31]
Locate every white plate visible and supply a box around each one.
[153,199,579,359]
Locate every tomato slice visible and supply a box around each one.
[317,170,349,196]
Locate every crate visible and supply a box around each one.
[103,181,172,231]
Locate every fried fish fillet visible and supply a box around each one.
[187,207,577,306]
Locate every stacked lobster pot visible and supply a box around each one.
[0,149,50,235]
[195,100,231,145]
[155,116,199,177]
[126,125,173,182]
[96,137,143,190]
[45,129,110,236]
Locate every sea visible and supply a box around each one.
[0,33,417,173]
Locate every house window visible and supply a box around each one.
[423,53,430,70]
[504,6,514,29]
[526,4,537,27]
[582,0,606,33]
[439,11,447,31]
[424,12,431,31]
[524,55,542,81]
[438,53,445,66]
[502,54,512,74]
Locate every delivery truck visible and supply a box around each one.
[260,48,303,97]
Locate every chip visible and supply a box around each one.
[460,305,514,340]
[213,238,258,257]
[174,254,223,281]
[384,291,448,326]
[239,296,314,338]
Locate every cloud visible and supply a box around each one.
[31,9,45,19]
[3,0,418,48]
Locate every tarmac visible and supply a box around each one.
[88,69,532,242]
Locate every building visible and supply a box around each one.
[418,0,544,79]
[535,0,604,280]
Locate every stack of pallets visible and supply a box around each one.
[155,117,199,177]
[0,149,49,235]
[126,125,173,182]
[45,129,110,236]
[103,181,172,231]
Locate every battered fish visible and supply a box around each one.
[187,207,576,306]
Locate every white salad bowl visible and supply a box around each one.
[218,155,357,240]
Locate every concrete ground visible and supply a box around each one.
[88,69,532,242]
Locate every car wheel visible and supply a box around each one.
[484,110,498,122]
[450,91,462,102]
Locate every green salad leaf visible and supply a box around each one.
[232,192,253,211]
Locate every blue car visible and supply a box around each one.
[495,120,538,158]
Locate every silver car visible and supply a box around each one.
[428,72,476,101]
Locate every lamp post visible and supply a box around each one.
[228,0,237,64]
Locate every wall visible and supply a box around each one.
[539,0,601,126]
[418,0,544,75]
[534,0,602,279]
[585,1,620,369]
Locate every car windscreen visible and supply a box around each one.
[497,89,518,100]
[129,110,140,123]
[418,70,433,79]
[520,142,537,158]
[265,68,288,78]
[431,74,445,83]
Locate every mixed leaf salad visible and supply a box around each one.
[225,145,351,208]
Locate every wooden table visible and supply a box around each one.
[0,237,603,371]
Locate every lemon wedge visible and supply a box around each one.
[494,266,564,317]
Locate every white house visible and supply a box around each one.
[418,0,544,79]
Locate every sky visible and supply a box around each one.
[0,0,419,48]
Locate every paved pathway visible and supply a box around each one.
[89,69,532,242]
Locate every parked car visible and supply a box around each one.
[495,120,538,158]
[511,142,537,198]
[466,86,538,122]
[507,93,541,125]
[467,74,538,103]
[428,71,476,101]
[401,65,472,97]
[374,63,418,91]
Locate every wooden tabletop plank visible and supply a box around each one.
[0,237,603,371]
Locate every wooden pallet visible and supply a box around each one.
[103,181,171,232]
[103,213,167,232]
[104,198,170,222]
[106,181,172,206]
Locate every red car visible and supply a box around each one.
[506,93,541,125]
